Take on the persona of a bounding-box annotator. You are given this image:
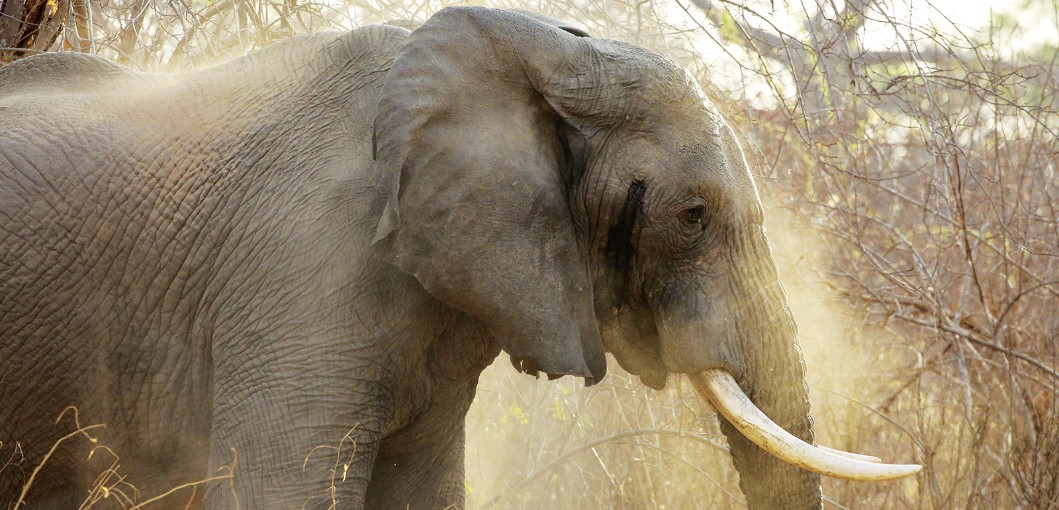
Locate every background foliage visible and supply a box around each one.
[1,0,1056,508]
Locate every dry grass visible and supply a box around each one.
[4,408,236,509]
[301,426,359,510]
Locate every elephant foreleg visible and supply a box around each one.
[365,381,477,510]
[200,329,392,510]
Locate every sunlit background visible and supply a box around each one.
[1,0,1056,508]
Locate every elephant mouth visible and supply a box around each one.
[687,369,922,481]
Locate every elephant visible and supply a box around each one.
[0,7,918,509]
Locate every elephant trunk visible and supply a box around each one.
[685,228,918,508]
[715,232,821,509]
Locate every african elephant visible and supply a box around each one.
[0,7,918,509]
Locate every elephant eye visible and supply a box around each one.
[680,205,707,226]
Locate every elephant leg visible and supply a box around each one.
[365,380,477,510]
[3,478,87,510]
[201,387,386,510]
[200,330,392,510]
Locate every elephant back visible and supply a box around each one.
[0,51,133,94]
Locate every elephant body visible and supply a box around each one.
[0,7,863,509]
[1,27,496,508]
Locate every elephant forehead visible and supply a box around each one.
[602,133,727,182]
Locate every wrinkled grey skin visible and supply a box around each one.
[0,7,820,510]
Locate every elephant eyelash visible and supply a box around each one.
[680,205,707,227]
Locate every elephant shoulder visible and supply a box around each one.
[321,24,411,71]
[0,52,133,93]
[217,25,409,78]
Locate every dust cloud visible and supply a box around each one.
[463,208,916,509]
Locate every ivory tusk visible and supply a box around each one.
[818,445,882,463]
[688,369,921,481]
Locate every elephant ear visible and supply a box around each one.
[507,9,592,38]
[371,7,607,383]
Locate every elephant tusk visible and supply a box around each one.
[688,369,921,481]
[818,445,882,463]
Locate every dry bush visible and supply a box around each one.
[1,0,1055,508]
[699,1,1059,507]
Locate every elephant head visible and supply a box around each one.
[371,8,918,508]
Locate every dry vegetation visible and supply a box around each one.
[1,0,1056,508]
[2,407,237,509]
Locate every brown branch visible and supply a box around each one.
[892,312,1059,381]
[68,0,90,52]
[684,0,1025,78]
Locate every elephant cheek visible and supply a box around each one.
[656,301,744,376]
